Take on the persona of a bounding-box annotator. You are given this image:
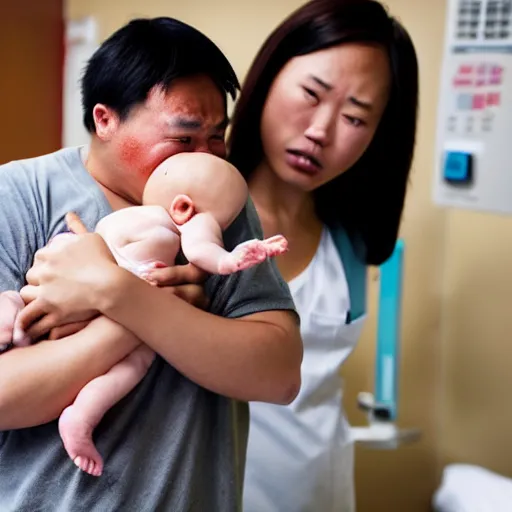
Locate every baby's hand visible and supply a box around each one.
[0,291,30,351]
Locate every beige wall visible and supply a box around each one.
[440,211,512,476]
[65,0,512,509]
[386,0,512,490]
[66,0,309,81]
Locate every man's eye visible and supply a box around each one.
[172,137,192,144]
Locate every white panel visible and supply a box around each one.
[434,0,512,215]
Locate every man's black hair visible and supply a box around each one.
[82,17,240,132]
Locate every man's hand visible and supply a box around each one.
[16,213,112,339]
[143,263,210,310]
[77,211,210,311]
[16,214,96,342]
[17,212,210,339]
[142,262,207,287]
[66,211,88,235]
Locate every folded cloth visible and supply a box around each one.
[433,463,512,512]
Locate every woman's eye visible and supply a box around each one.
[345,116,364,127]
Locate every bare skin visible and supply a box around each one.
[0,76,302,478]
[3,152,287,477]
[249,43,391,280]
[0,292,28,350]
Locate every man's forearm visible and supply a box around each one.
[0,316,140,430]
[99,269,303,404]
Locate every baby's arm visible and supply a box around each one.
[59,343,155,477]
[180,213,288,275]
[0,291,30,351]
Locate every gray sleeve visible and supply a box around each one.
[204,197,297,320]
[0,162,44,293]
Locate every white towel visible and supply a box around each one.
[433,463,512,512]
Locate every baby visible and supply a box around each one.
[0,152,287,477]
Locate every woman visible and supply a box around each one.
[9,2,417,509]
[228,0,418,510]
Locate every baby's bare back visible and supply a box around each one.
[95,205,181,275]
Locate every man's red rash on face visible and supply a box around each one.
[119,137,155,178]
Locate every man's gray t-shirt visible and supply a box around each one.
[0,147,296,511]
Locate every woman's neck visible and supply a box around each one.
[249,161,319,237]
[249,160,324,282]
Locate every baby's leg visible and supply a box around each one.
[58,344,155,477]
[105,225,180,280]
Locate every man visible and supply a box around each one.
[0,17,302,511]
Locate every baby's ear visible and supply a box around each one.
[169,194,195,225]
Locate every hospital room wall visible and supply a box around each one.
[65,0,512,509]
[350,0,512,500]
[351,0,512,498]
[384,0,512,484]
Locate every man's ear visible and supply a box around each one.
[169,194,196,225]
[92,104,119,141]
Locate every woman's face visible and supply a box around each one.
[260,43,391,192]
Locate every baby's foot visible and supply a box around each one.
[58,405,104,477]
[218,235,289,274]
[261,234,288,257]
[218,240,268,274]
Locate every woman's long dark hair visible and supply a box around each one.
[228,0,419,265]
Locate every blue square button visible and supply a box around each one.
[443,151,473,184]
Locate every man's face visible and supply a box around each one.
[97,74,228,204]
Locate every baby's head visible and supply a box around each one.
[143,153,248,230]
